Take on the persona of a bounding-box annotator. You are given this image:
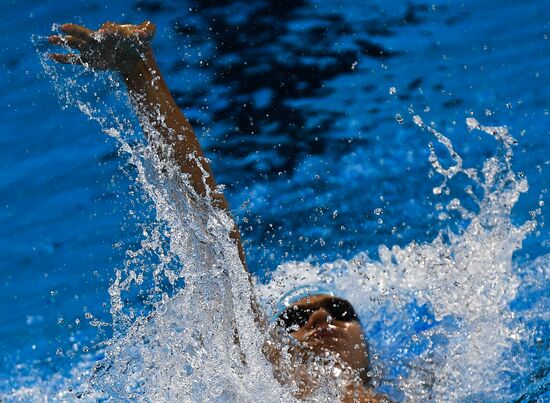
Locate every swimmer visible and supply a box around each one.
[49,21,387,402]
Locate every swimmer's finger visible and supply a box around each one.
[137,21,156,40]
[48,35,87,50]
[49,53,82,65]
[60,23,93,39]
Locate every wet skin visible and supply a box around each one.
[276,294,386,402]
[283,294,370,374]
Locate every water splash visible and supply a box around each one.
[36,43,288,401]
[11,43,544,402]
[259,115,538,401]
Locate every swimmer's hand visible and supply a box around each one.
[48,21,156,74]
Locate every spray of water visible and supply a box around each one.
[8,43,543,402]
[33,39,296,401]
[259,115,538,401]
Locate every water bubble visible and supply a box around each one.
[374,208,383,215]
[395,113,404,124]
[389,86,397,95]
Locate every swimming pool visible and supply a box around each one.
[0,0,548,401]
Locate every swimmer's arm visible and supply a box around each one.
[121,49,247,268]
[48,22,247,269]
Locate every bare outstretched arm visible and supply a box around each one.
[49,21,248,269]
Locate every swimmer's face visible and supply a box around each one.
[276,294,369,372]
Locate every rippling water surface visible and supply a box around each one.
[0,0,548,401]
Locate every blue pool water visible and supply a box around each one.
[0,0,548,401]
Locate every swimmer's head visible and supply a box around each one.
[274,291,370,381]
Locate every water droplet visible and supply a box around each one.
[413,115,423,126]
[466,117,480,130]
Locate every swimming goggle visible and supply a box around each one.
[276,297,358,332]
